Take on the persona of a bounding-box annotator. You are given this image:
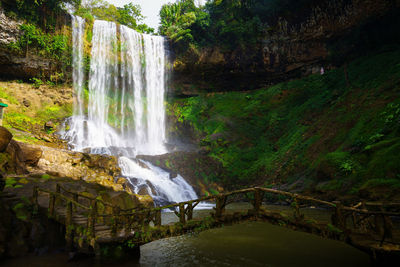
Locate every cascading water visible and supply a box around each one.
[64,18,199,206]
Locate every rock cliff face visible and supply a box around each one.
[0,5,21,45]
[0,5,70,81]
[172,0,400,94]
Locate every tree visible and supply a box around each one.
[76,0,154,33]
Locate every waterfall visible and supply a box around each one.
[118,157,198,206]
[143,34,167,154]
[64,18,198,206]
[72,16,85,119]
[68,16,86,149]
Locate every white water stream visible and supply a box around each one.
[64,18,199,206]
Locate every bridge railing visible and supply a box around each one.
[32,184,400,247]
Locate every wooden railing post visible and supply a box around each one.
[253,188,263,215]
[32,186,39,211]
[55,183,60,206]
[332,201,345,229]
[179,203,186,224]
[65,201,73,250]
[378,205,393,246]
[292,197,302,220]
[215,195,226,221]
[73,193,79,212]
[186,203,193,221]
[88,199,97,238]
[49,193,56,217]
[155,210,162,227]
[111,206,121,235]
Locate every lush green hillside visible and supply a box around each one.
[168,47,400,201]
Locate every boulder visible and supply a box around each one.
[5,140,43,174]
[44,121,55,132]
[5,140,26,174]
[16,142,43,166]
[0,126,12,152]
[22,99,30,107]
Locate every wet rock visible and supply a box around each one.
[44,121,55,132]
[0,126,12,152]
[116,177,127,184]
[22,98,31,107]
[137,151,225,196]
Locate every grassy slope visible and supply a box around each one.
[0,81,73,145]
[169,47,400,201]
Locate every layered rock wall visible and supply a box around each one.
[172,0,400,94]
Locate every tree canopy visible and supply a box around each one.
[159,0,319,51]
[76,0,154,34]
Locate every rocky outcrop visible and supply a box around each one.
[0,5,70,81]
[0,4,21,45]
[172,0,400,93]
[35,146,124,191]
[137,151,225,196]
[0,126,12,152]
[0,48,62,80]
[2,139,134,194]
[5,140,43,174]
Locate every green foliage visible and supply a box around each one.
[0,88,19,105]
[30,77,43,88]
[10,23,71,64]
[165,159,172,169]
[41,174,51,180]
[159,0,321,53]
[169,48,400,192]
[76,0,154,34]
[360,178,400,190]
[3,112,38,132]
[327,223,343,234]
[12,202,29,221]
[4,103,72,133]
[5,178,23,189]
[6,0,80,28]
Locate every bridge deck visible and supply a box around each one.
[31,184,400,261]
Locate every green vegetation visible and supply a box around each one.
[8,23,71,66]
[169,48,400,198]
[0,88,19,105]
[4,103,72,134]
[3,0,80,29]
[5,178,23,189]
[2,0,77,82]
[159,0,319,52]
[75,0,154,34]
